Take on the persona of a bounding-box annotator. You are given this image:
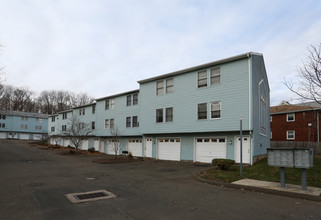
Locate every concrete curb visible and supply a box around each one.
[193,174,321,202]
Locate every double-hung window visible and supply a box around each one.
[287,113,295,122]
[132,116,138,127]
[62,125,67,131]
[210,101,221,119]
[133,94,138,105]
[166,107,173,122]
[166,79,173,93]
[126,117,131,128]
[92,105,96,114]
[198,70,207,88]
[105,99,110,110]
[210,67,220,85]
[287,130,295,140]
[110,118,114,129]
[105,119,109,129]
[127,95,132,106]
[110,99,115,109]
[156,81,164,95]
[92,122,95,130]
[156,109,163,123]
[198,103,207,119]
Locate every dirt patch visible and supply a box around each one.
[29,143,103,156]
[93,157,144,164]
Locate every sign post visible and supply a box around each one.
[240,116,243,177]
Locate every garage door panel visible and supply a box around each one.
[0,132,6,139]
[128,140,142,157]
[20,133,29,140]
[158,138,180,161]
[195,138,227,163]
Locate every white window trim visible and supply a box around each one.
[197,103,208,120]
[156,81,164,96]
[210,101,221,120]
[197,70,208,88]
[286,130,295,140]
[286,113,295,122]
[166,78,174,94]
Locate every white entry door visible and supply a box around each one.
[94,139,99,151]
[234,136,251,164]
[145,138,153,158]
[158,138,181,161]
[99,140,105,153]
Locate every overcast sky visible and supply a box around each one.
[0,0,320,106]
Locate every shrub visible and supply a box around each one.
[128,152,133,159]
[212,159,235,170]
[88,148,96,153]
[69,150,75,154]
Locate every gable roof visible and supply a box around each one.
[270,104,319,114]
[0,111,48,118]
[137,52,262,84]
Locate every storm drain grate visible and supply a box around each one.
[65,190,117,204]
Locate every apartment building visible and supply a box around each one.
[48,52,270,164]
[0,111,48,140]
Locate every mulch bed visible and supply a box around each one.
[93,157,144,164]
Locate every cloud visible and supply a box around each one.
[0,0,321,105]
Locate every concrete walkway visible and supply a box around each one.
[232,179,321,197]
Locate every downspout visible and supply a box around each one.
[248,53,253,165]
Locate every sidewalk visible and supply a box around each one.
[193,175,321,202]
[232,179,321,197]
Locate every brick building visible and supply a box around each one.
[270,103,321,142]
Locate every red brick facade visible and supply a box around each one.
[271,107,321,142]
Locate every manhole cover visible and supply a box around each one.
[65,190,116,204]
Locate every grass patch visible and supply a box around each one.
[199,157,321,188]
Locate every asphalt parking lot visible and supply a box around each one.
[1,139,321,220]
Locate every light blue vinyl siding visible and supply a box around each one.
[139,58,250,134]
[251,54,270,157]
[0,115,48,134]
[95,93,141,137]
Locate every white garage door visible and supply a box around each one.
[195,138,227,163]
[0,132,6,139]
[107,140,120,155]
[145,138,153,158]
[63,138,69,147]
[158,138,181,161]
[33,134,43,140]
[128,139,142,157]
[20,133,30,140]
[81,140,88,150]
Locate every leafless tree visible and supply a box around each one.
[106,127,122,158]
[63,114,93,151]
[11,87,34,111]
[284,43,321,104]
